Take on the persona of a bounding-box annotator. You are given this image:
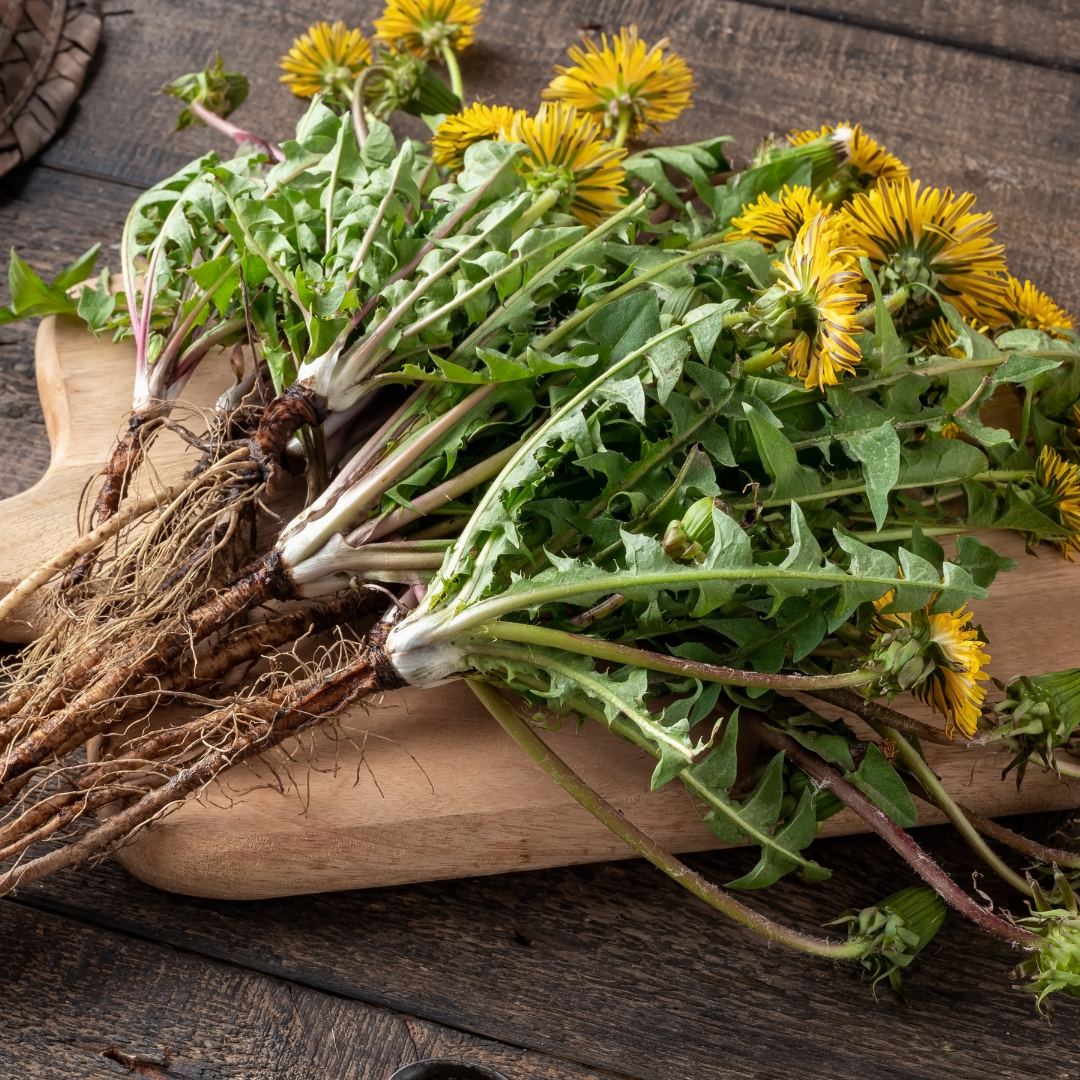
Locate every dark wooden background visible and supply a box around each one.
[2,2,1080,1076]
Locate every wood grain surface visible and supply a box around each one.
[3,1,1080,1076]
[0,899,604,1080]
[16,822,1080,1080]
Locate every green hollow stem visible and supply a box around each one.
[730,469,1032,512]
[856,285,909,328]
[612,107,632,150]
[754,720,1040,948]
[531,240,729,354]
[468,679,867,959]
[511,185,563,239]
[440,42,464,101]
[742,348,784,373]
[962,805,1080,871]
[478,621,877,690]
[872,723,1032,898]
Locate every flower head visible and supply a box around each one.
[1034,445,1080,559]
[1000,275,1075,339]
[875,599,991,739]
[432,103,523,170]
[788,122,908,186]
[280,21,372,99]
[507,103,627,228]
[727,185,827,248]
[772,212,864,389]
[542,26,695,141]
[375,0,483,59]
[838,178,1008,323]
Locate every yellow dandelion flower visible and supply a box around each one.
[280,21,372,99]
[788,123,908,185]
[1034,445,1080,559]
[1000,275,1076,339]
[506,103,627,229]
[916,608,990,739]
[773,212,863,390]
[375,0,483,59]
[726,185,827,248]
[432,103,523,170]
[874,596,990,740]
[838,178,1008,323]
[542,25,695,146]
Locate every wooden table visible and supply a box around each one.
[2,2,1080,1076]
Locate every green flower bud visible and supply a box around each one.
[983,668,1080,780]
[1012,871,1080,1013]
[829,886,946,996]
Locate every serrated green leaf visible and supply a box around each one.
[743,402,821,500]
[727,788,828,889]
[52,244,101,292]
[842,420,901,530]
[850,742,918,828]
[586,291,661,365]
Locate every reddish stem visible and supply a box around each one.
[190,101,285,163]
[752,719,1039,948]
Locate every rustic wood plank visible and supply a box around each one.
[0,899,606,1080]
[753,0,1080,70]
[14,821,1080,1080]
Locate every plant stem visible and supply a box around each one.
[808,687,953,746]
[468,679,867,959]
[855,285,909,328]
[877,724,1033,897]
[189,101,284,162]
[530,241,728,355]
[350,66,385,149]
[742,348,784,373]
[512,185,562,239]
[961,806,1080,870]
[752,720,1040,947]
[440,42,464,101]
[612,107,632,149]
[480,621,877,690]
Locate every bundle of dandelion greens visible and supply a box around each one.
[4,2,1080,1009]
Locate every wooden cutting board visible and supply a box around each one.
[1,316,1078,900]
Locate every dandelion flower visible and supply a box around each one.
[773,212,863,390]
[915,608,991,739]
[838,178,1008,323]
[727,185,827,248]
[1000,275,1075,339]
[432,103,523,170]
[507,103,627,228]
[542,25,695,145]
[875,598,990,739]
[375,0,483,59]
[1033,445,1080,559]
[280,21,372,99]
[788,122,908,185]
